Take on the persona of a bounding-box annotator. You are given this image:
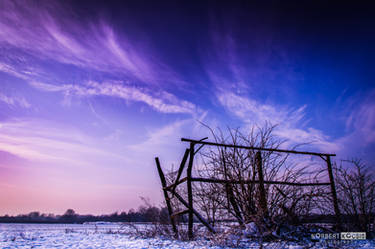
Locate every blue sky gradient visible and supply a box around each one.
[0,0,374,215]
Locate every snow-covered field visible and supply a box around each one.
[0,223,374,249]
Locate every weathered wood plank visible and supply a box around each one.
[171,149,190,195]
[155,157,178,237]
[181,138,336,157]
[187,142,195,239]
[326,155,342,230]
[190,177,330,186]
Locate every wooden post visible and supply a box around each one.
[155,157,178,237]
[326,155,342,230]
[187,142,195,239]
[256,151,268,217]
[171,148,190,196]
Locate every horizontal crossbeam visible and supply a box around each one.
[181,138,336,157]
[190,177,330,186]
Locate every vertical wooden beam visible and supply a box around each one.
[256,151,268,217]
[155,157,178,237]
[326,155,342,230]
[171,148,190,196]
[187,142,195,239]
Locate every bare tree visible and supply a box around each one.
[194,123,322,231]
[159,122,337,241]
[335,159,375,232]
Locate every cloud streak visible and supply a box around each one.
[335,90,375,161]
[0,0,181,85]
[0,118,160,215]
[217,90,339,152]
[344,90,375,145]
[0,93,30,108]
[30,81,198,115]
[0,119,129,165]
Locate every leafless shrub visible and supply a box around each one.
[334,159,375,233]
[194,123,322,231]
[160,122,339,242]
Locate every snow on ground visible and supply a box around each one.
[0,223,374,249]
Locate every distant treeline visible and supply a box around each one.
[0,205,174,224]
[0,206,365,224]
[0,208,367,225]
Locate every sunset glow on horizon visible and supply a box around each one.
[0,0,374,216]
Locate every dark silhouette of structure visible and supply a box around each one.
[155,137,341,239]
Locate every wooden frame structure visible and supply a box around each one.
[155,137,341,239]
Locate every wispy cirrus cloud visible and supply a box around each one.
[205,21,303,98]
[217,91,306,126]
[0,119,129,165]
[217,89,375,161]
[336,90,375,161]
[217,90,339,152]
[344,90,375,146]
[0,93,30,109]
[0,0,182,85]
[0,62,28,80]
[128,119,190,154]
[0,118,159,214]
[205,28,338,153]
[30,81,198,115]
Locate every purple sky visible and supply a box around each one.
[0,0,374,215]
